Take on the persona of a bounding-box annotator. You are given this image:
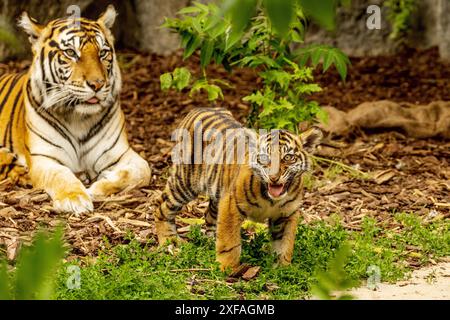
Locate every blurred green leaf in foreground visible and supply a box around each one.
[312,243,357,300]
[0,227,66,300]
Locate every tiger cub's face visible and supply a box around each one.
[252,127,322,199]
[18,6,121,116]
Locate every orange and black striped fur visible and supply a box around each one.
[0,6,150,214]
[154,108,322,270]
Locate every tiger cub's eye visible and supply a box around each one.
[64,49,77,58]
[257,153,271,166]
[283,154,296,162]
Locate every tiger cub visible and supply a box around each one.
[0,6,150,214]
[154,108,322,270]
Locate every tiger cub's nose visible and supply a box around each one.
[86,79,105,92]
[269,174,280,183]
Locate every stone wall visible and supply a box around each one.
[0,0,449,61]
[0,0,190,60]
[437,0,450,60]
[303,0,450,59]
[304,0,396,56]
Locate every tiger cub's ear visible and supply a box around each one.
[97,5,117,29]
[299,126,323,153]
[17,12,43,44]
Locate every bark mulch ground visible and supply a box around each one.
[311,46,450,111]
[0,47,448,261]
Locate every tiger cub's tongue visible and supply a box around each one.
[268,183,285,197]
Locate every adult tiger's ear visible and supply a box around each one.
[299,126,323,153]
[97,5,117,29]
[17,12,43,44]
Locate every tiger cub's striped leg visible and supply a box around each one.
[216,194,244,271]
[154,176,192,245]
[269,212,300,266]
[204,200,218,237]
[88,149,151,198]
[29,157,93,215]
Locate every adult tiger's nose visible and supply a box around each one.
[86,79,105,92]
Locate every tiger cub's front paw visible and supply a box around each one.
[274,255,292,267]
[216,247,241,272]
[53,189,93,215]
[155,220,179,246]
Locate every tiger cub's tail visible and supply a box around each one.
[0,147,30,186]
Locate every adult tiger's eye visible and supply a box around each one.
[100,49,109,57]
[283,154,296,162]
[64,49,77,58]
[257,153,271,166]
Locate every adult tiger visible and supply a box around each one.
[154,108,322,270]
[0,6,150,214]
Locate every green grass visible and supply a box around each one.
[54,213,449,300]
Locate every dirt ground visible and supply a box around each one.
[350,261,450,300]
[0,48,449,298]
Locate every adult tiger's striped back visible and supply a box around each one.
[154,107,322,270]
[0,6,150,214]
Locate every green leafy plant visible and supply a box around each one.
[385,0,417,41]
[311,244,357,300]
[0,228,66,300]
[160,0,350,132]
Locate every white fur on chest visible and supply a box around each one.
[26,102,125,178]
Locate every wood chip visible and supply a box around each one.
[229,263,252,278]
[372,169,397,184]
[87,215,123,233]
[242,266,261,280]
[6,237,20,260]
[434,202,450,208]
[117,217,151,227]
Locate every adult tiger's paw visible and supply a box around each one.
[87,169,132,199]
[8,165,31,187]
[53,189,93,215]
[87,179,121,199]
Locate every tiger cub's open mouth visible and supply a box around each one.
[268,183,286,198]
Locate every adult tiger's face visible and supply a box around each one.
[18,5,121,116]
[251,128,322,199]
